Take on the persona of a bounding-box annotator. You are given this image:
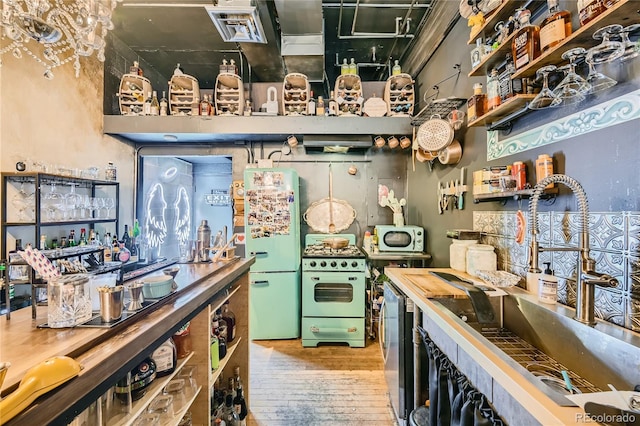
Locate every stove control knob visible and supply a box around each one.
[330,261,337,268]
[320,261,327,267]
[310,261,317,268]
[341,261,348,268]
[351,261,359,268]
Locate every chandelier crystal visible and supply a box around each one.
[0,0,121,79]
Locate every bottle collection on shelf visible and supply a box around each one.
[472,154,555,196]
[212,366,248,426]
[466,0,632,122]
[119,58,412,118]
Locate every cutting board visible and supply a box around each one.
[402,271,467,299]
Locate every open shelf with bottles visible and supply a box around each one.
[466,1,548,45]
[467,94,536,127]
[384,73,415,117]
[334,74,364,116]
[473,187,559,203]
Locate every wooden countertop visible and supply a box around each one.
[0,257,254,425]
[385,267,584,425]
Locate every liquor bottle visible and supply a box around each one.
[132,219,140,239]
[511,8,540,70]
[200,94,211,116]
[88,229,96,246]
[233,366,248,425]
[308,91,316,116]
[221,301,236,343]
[149,90,159,116]
[467,83,486,122]
[328,91,337,116]
[143,92,152,115]
[578,0,605,26]
[216,310,228,360]
[316,96,325,116]
[470,38,486,68]
[498,53,523,102]
[539,0,572,53]
[243,100,252,116]
[341,58,349,75]
[79,228,88,246]
[191,97,200,116]
[229,59,238,75]
[129,60,143,76]
[103,233,112,262]
[223,394,240,426]
[392,60,402,75]
[160,90,168,116]
[117,243,131,263]
[105,162,117,181]
[68,229,77,247]
[211,316,220,370]
[112,234,120,258]
[129,240,139,263]
[486,68,501,111]
[220,59,228,74]
[120,225,130,250]
[152,337,177,377]
[39,235,47,250]
[349,58,357,75]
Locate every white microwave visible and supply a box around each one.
[375,225,425,252]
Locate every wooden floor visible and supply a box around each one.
[247,337,397,426]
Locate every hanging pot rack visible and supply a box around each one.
[411,64,466,127]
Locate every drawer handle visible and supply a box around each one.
[309,326,358,333]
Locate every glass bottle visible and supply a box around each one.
[511,8,540,70]
[216,310,228,360]
[499,53,523,102]
[539,0,572,53]
[121,224,131,250]
[221,301,236,343]
[308,91,315,116]
[211,316,220,370]
[117,243,131,263]
[129,60,143,76]
[233,367,248,426]
[152,337,177,377]
[536,154,555,189]
[173,321,192,358]
[316,96,325,116]
[341,58,349,75]
[349,58,357,75]
[105,161,117,181]
[200,94,211,116]
[159,90,168,116]
[578,0,606,26]
[223,394,240,426]
[68,229,77,247]
[328,91,337,116]
[150,91,160,116]
[143,91,152,115]
[243,100,252,116]
[191,97,200,116]
[392,60,402,75]
[467,83,486,122]
[470,38,485,68]
[486,68,501,111]
[79,228,87,246]
[103,232,112,262]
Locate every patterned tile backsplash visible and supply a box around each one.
[473,211,640,331]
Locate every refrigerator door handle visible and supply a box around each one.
[251,280,270,286]
[250,251,268,256]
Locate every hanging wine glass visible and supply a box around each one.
[553,48,591,106]
[529,65,562,110]
[586,24,626,65]
[104,197,115,219]
[585,43,618,93]
[615,24,640,62]
[11,183,35,222]
[42,182,65,221]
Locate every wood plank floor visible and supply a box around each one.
[247,337,397,426]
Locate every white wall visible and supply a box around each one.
[0,43,135,253]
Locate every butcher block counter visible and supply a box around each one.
[385,267,586,426]
[0,257,254,425]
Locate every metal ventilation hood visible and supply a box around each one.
[205,1,266,44]
[303,135,372,152]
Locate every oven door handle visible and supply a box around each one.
[250,280,270,286]
[378,299,388,363]
[309,326,358,334]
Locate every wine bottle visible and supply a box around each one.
[159,90,168,116]
[221,301,236,343]
[150,91,160,116]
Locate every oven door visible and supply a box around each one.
[302,271,365,317]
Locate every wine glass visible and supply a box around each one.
[42,183,64,221]
[528,65,562,110]
[585,44,618,93]
[553,48,591,106]
[586,24,626,65]
[616,24,640,62]
[104,197,115,219]
[64,184,83,220]
[11,183,35,222]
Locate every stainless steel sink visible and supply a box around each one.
[432,288,640,406]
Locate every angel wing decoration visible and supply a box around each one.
[145,183,167,251]
[174,186,191,245]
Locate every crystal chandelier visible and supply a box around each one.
[0,0,121,79]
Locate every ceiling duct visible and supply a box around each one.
[205,1,267,43]
[274,0,324,82]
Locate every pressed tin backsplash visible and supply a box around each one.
[473,211,640,331]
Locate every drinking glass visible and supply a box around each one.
[11,183,35,222]
[529,65,562,110]
[104,197,115,219]
[552,48,591,106]
[43,183,64,221]
[585,45,618,93]
[616,24,640,62]
[64,184,83,220]
[586,24,625,65]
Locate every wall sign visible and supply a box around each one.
[487,89,640,160]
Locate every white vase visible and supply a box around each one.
[393,212,405,227]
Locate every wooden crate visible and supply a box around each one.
[334,74,364,116]
[282,73,310,116]
[215,73,244,115]
[118,74,152,115]
[168,74,200,116]
[384,73,415,117]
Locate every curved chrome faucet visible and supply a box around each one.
[527,174,618,325]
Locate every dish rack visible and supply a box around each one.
[334,74,364,116]
[282,73,310,116]
[215,73,244,115]
[168,73,200,116]
[384,73,415,116]
[411,97,467,127]
[118,74,152,115]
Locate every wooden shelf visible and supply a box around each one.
[210,337,242,385]
[468,29,517,77]
[466,1,546,45]
[107,352,195,426]
[210,285,240,317]
[473,187,559,203]
[167,385,202,426]
[467,94,536,127]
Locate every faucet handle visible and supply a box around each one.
[583,271,618,288]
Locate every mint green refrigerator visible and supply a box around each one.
[244,168,300,339]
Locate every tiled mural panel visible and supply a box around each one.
[473,211,640,332]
